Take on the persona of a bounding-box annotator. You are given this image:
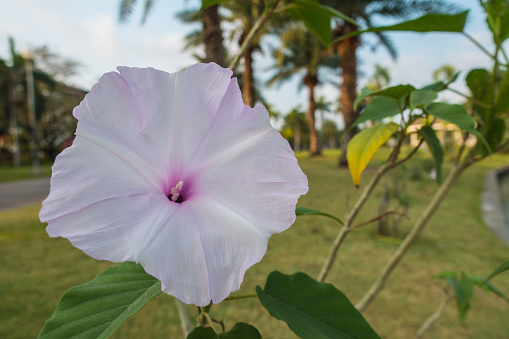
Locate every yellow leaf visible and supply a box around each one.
[347,122,399,187]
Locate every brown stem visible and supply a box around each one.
[392,139,423,167]
[416,289,454,339]
[355,161,469,312]
[350,211,409,231]
[318,131,410,282]
[317,162,391,282]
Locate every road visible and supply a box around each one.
[0,178,50,212]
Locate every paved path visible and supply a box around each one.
[0,178,50,212]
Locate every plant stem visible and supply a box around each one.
[174,299,192,336]
[317,131,409,282]
[318,162,391,282]
[224,294,258,301]
[463,32,497,62]
[416,290,454,339]
[197,303,213,327]
[446,88,493,109]
[355,161,469,312]
[228,0,280,71]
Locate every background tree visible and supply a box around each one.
[268,24,338,156]
[321,119,341,149]
[0,38,84,165]
[323,0,457,167]
[118,0,226,66]
[281,106,309,152]
[222,1,288,107]
[315,95,334,128]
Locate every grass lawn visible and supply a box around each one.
[0,165,52,183]
[1,150,508,338]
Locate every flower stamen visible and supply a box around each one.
[169,181,184,203]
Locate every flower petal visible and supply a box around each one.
[117,64,234,189]
[45,193,175,263]
[40,136,159,222]
[138,196,267,306]
[186,78,308,235]
[73,71,167,187]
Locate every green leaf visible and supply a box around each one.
[483,0,509,45]
[425,103,475,131]
[39,262,161,339]
[200,0,231,11]
[456,273,475,323]
[420,81,447,92]
[291,0,357,25]
[425,102,490,150]
[296,206,344,225]
[447,71,461,85]
[437,271,458,280]
[470,276,509,302]
[369,84,415,101]
[354,85,415,111]
[496,69,509,113]
[466,68,491,105]
[353,87,373,110]
[410,90,438,109]
[256,271,380,339]
[335,11,469,45]
[364,11,468,34]
[485,260,509,283]
[478,118,506,156]
[419,126,443,183]
[287,0,331,47]
[187,323,262,339]
[355,97,401,126]
[347,122,399,187]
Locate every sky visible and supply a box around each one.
[0,0,495,128]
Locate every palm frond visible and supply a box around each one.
[119,0,137,23]
[140,0,154,24]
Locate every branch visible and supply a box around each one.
[355,162,469,312]
[228,0,281,71]
[350,211,409,231]
[416,289,454,339]
[463,32,497,62]
[317,131,407,283]
[391,139,423,168]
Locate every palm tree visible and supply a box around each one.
[281,106,309,152]
[118,0,226,66]
[222,1,287,107]
[322,119,340,149]
[268,25,338,156]
[315,95,334,129]
[322,0,456,166]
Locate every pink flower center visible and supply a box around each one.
[168,181,184,203]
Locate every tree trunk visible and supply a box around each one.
[242,47,256,107]
[305,77,321,156]
[294,119,301,152]
[335,22,360,167]
[8,72,21,167]
[201,3,226,67]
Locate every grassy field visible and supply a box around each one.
[0,164,52,183]
[1,150,508,338]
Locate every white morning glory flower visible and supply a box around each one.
[39,63,308,306]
